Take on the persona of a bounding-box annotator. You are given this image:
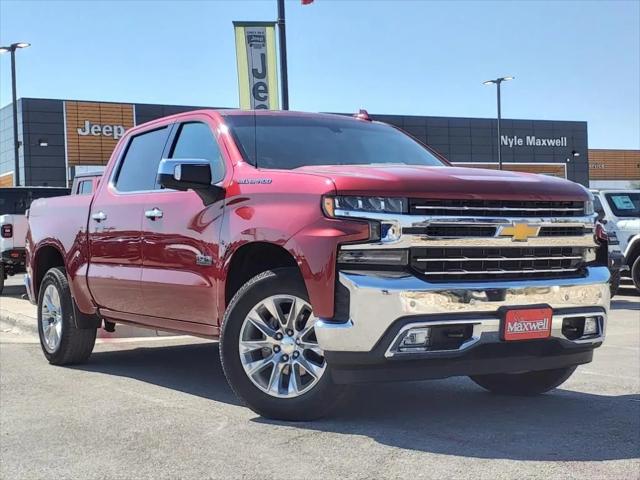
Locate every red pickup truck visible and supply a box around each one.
[25,109,609,420]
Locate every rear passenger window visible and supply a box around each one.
[116,127,168,192]
[78,181,92,195]
[170,122,225,183]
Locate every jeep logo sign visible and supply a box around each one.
[64,101,135,167]
[77,121,126,139]
[234,22,279,110]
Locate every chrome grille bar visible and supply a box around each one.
[420,268,581,276]
[415,255,584,262]
[414,206,584,212]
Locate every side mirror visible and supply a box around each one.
[157,158,224,205]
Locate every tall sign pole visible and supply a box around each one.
[277,0,289,110]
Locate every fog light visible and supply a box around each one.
[583,317,599,336]
[399,327,430,351]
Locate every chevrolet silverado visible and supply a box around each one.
[25,110,609,420]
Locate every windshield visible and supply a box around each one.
[0,188,70,215]
[223,114,445,169]
[605,192,640,218]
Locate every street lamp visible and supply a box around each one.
[483,76,514,171]
[0,42,31,186]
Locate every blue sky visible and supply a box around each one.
[1,0,638,149]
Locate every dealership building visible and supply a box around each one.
[0,97,638,189]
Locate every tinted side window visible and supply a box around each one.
[79,181,93,195]
[116,127,168,192]
[170,122,224,183]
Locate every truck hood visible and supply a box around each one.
[295,165,590,201]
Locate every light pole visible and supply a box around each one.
[0,42,30,186]
[483,76,514,171]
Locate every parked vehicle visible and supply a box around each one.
[25,110,609,420]
[592,189,640,291]
[1,186,69,294]
[595,221,626,297]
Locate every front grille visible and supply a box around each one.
[409,199,585,217]
[402,225,590,238]
[410,246,586,281]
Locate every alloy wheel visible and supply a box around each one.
[41,284,63,353]
[238,295,326,398]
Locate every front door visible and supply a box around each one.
[141,118,227,326]
[87,125,171,315]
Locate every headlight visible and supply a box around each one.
[323,196,407,217]
[584,200,594,215]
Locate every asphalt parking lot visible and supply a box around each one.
[1,274,639,479]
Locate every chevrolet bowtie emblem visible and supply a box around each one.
[498,223,540,242]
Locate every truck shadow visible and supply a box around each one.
[256,380,640,462]
[77,342,640,462]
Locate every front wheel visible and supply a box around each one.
[220,268,344,421]
[37,267,96,365]
[609,269,621,298]
[470,366,577,395]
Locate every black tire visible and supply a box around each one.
[609,269,621,298]
[0,263,4,295]
[632,256,640,292]
[220,268,345,421]
[470,366,577,395]
[37,267,96,365]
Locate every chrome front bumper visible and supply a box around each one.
[315,266,610,353]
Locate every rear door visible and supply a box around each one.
[140,116,228,325]
[87,126,171,314]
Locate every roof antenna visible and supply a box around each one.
[354,109,371,121]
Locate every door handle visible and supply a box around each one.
[91,211,107,223]
[145,208,163,220]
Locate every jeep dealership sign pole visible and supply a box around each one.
[277,0,289,110]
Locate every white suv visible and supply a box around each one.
[1,187,69,294]
[591,189,640,291]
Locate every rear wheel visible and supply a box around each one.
[632,256,640,292]
[470,366,577,395]
[220,268,344,421]
[0,263,4,295]
[37,267,96,365]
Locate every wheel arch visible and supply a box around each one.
[223,242,300,310]
[33,243,66,301]
[626,235,640,266]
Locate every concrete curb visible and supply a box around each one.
[0,304,181,339]
[0,308,38,337]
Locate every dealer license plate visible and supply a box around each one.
[502,307,553,341]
